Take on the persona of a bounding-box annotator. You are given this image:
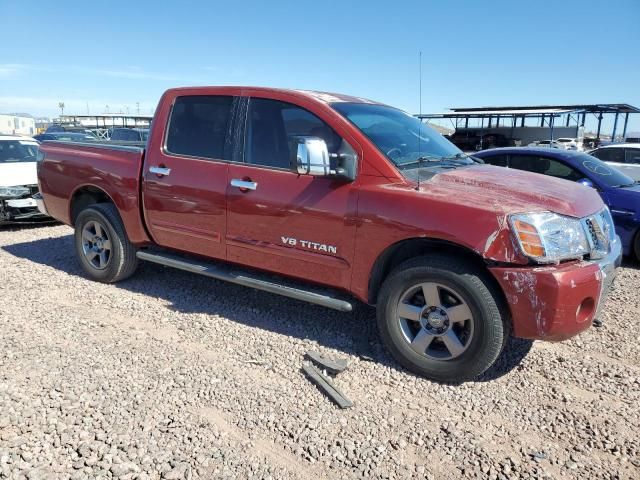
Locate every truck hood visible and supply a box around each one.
[0,162,37,187]
[425,164,604,218]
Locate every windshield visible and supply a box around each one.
[580,153,636,187]
[331,102,467,168]
[0,140,39,163]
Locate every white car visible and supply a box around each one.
[527,139,563,149]
[0,136,48,224]
[556,137,581,151]
[589,143,640,181]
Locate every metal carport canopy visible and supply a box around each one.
[416,104,640,140]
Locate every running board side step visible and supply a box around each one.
[136,250,353,312]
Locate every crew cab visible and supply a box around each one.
[37,87,621,383]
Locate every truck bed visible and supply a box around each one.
[38,141,151,244]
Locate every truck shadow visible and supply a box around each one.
[2,233,528,383]
[0,220,60,231]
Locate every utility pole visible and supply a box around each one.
[58,102,65,117]
[136,102,140,115]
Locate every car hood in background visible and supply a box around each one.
[0,162,38,187]
[425,164,604,218]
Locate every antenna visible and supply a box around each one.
[416,51,423,191]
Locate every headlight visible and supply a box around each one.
[0,186,30,198]
[509,212,590,263]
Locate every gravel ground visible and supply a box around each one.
[0,224,638,480]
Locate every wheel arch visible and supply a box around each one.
[69,184,116,226]
[367,237,502,305]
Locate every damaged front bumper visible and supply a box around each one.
[0,194,50,223]
[490,235,622,341]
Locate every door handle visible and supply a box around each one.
[149,166,171,177]
[230,179,257,191]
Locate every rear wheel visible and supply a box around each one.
[377,255,507,383]
[74,203,138,283]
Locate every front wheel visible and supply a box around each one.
[377,255,508,383]
[74,203,138,283]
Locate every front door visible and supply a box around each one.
[225,97,360,290]
[142,94,236,259]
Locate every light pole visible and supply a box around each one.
[58,102,65,117]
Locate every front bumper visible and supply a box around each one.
[490,236,622,341]
[0,194,49,223]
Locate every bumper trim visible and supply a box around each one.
[33,192,49,216]
[594,235,622,318]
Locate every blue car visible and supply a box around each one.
[474,147,640,259]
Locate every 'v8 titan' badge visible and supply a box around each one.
[281,236,337,254]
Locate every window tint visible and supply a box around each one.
[246,98,342,169]
[509,155,583,181]
[592,148,625,163]
[624,148,640,164]
[166,95,233,160]
[482,154,508,167]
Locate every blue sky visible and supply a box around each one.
[1,0,639,133]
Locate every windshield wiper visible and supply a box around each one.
[400,153,473,169]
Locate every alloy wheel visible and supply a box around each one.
[397,282,474,360]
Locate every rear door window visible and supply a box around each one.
[592,148,625,163]
[624,148,640,164]
[166,95,234,160]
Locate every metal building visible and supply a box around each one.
[417,104,640,148]
[0,114,36,136]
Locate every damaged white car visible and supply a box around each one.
[0,136,48,224]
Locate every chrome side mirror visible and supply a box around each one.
[291,137,331,176]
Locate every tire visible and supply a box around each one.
[633,230,640,262]
[74,203,138,283]
[376,255,507,383]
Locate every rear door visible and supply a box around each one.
[592,147,625,165]
[625,148,640,164]
[142,94,238,259]
[225,96,360,290]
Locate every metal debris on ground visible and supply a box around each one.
[302,363,353,409]
[304,350,349,375]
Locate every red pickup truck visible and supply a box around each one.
[36,86,621,382]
